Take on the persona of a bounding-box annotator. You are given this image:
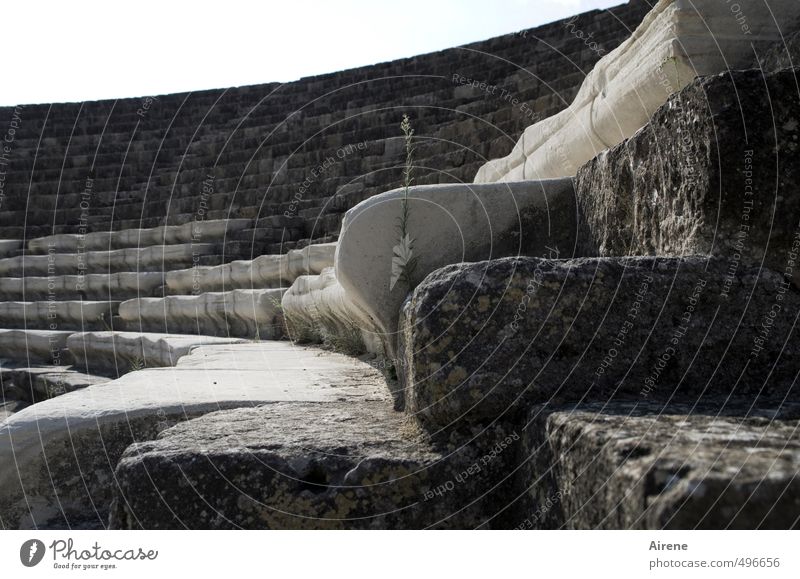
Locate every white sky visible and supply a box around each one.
[0,0,624,106]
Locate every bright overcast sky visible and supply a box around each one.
[1,0,624,106]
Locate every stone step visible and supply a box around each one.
[0,362,109,403]
[520,400,800,529]
[0,271,165,301]
[0,341,422,528]
[0,329,74,365]
[0,243,221,276]
[164,242,335,294]
[66,331,246,375]
[401,256,800,434]
[0,240,24,259]
[27,219,253,254]
[0,400,29,425]
[109,396,517,529]
[118,289,285,339]
[0,301,119,331]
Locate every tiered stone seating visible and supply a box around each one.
[0,4,650,245]
[0,218,335,410]
[8,0,799,532]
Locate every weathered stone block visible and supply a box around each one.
[109,401,522,529]
[519,400,800,529]
[577,68,800,275]
[401,256,800,433]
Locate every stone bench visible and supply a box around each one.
[0,300,118,331]
[0,243,220,276]
[118,289,285,339]
[27,218,253,253]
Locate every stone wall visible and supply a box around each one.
[0,2,650,248]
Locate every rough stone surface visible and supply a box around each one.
[0,363,108,403]
[0,244,219,276]
[576,68,800,274]
[401,256,800,433]
[0,300,118,331]
[0,272,166,301]
[0,329,73,365]
[282,267,379,354]
[28,219,253,253]
[520,400,800,529]
[0,342,391,529]
[110,401,521,529]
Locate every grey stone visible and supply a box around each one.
[401,256,800,434]
[576,68,800,275]
[519,400,800,529]
[0,400,28,424]
[110,401,522,529]
[0,342,400,529]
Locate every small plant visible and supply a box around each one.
[322,321,366,357]
[390,114,419,291]
[284,311,320,343]
[97,313,148,373]
[128,356,146,372]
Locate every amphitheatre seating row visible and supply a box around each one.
[0,218,335,410]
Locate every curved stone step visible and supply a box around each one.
[118,289,285,339]
[27,219,253,254]
[0,271,165,301]
[0,243,219,276]
[0,240,24,259]
[0,400,29,425]
[0,342,393,529]
[0,362,108,403]
[165,242,335,294]
[66,331,246,374]
[0,301,118,331]
[0,329,74,365]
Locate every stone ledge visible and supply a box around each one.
[520,400,800,529]
[576,68,800,273]
[401,256,800,434]
[0,342,393,529]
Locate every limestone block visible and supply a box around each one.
[27,219,252,253]
[66,331,245,373]
[0,244,217,276]
[118,289,285,339]
[0,329,73,365]
[109,401,521,529]
[336,180,577,355]
[0,363,107,402]
[401,257,800,433]
[0,300,118,331]
[576,68,800,275]
[0,400,28,425]
[475,0,800,182]
[0,272,165,301]
[0,342,398,529]
[521,401,800,529]
[165,242,336,294]
[0,240,22,258]
[281,268,380,354]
